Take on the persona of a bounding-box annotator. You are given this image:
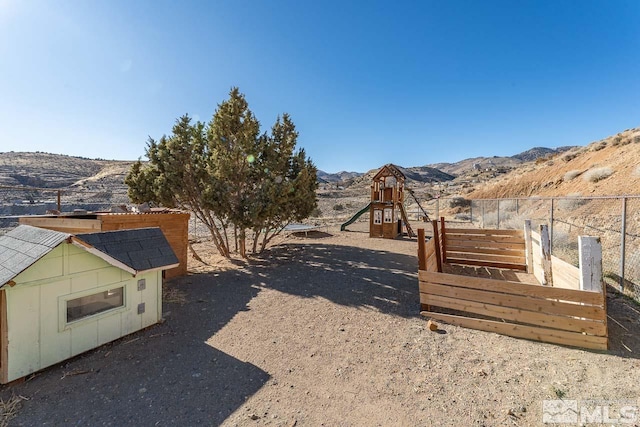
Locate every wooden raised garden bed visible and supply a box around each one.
[418,219,608,350]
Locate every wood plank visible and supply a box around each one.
[579,236,603,292]
[551,255,580,290]
[551,255,579,281]
[421,293,607,335]
[420,312,608,350]
[445,245,525,257]
[444,240,526,250]
[431,219,443,272]
[440,217,447,263]
[419,282,605,320]
[539,225,553,286]
[524,220,533,274]
[426,255,438,273]
[446,228,524,237]
[19,217,102,232]
[419,271,604,305]
[446,234,525,243]
[446,251,526,264]
[446,258,527,271]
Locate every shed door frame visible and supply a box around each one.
[0,290,8,383]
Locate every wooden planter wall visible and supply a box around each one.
[417,220,608,350]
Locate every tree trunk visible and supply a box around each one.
[239,229,247,258]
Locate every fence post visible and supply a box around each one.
[524,220,533,274]
[417,228,426,271]
[440,217,447,263]
[481,200,485,229]
[497,199,500,229]
[516,198,519,215]
[57,190,61,212]
[579,236,603,292]
[469,201,473,224]
[549,198,554,251]
[620,197,627,291]
[540,224,553,286]
[435,198,440,222]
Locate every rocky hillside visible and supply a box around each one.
[0,152,134,190]
[468,127,640,198]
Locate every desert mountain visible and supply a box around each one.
[467,127,640,198]
[0,151,134,190]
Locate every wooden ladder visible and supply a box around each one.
[398,203,415,238]
[407,188,430,222]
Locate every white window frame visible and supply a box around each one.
[373,209,382,225]
[58,283,128,332]
[383,208,393,223]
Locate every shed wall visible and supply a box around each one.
[4,243,162,383]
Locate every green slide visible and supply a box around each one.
[340,202,372,231]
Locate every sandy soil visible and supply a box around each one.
[2,224,640,426]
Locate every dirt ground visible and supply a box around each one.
[2,223,640,426]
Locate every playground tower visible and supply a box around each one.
[369,164,414,238]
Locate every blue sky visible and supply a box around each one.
[1,0,639,173]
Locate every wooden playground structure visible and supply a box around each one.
[341,164,418,239]
[418,219,608,350]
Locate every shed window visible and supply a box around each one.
[66,287,124,323]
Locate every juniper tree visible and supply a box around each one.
[125,87,318,257]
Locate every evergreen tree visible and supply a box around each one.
[125,88,318,257]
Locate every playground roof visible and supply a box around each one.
[373,164,405,182]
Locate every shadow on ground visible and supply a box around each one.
[4,270,270,425]
[252,241,420,318]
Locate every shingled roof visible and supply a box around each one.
[0,225,70,286]
[73,227,179,275]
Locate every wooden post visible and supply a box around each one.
[620,197,627,292]
[417,228,426,271]
[57,190,61,212]
[440,217,447,264]
[432,220,443,272]
[524,220,533,274]
[579,236,603,292]
[540,224,553,286]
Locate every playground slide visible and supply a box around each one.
[340,203,372,231]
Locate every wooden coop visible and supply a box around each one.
[417,219,608,350]
[369,164,414,239]
[19,209,189,279]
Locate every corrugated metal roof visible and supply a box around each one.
[0,225,70,286]
[75,227,178,273]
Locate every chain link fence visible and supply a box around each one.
[467,196,640,302]
[3,185,638,301]
[0,185,130,231]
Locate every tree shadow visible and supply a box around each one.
[251,242,420,318]
[606,284,640,358]
[4,270,270,425]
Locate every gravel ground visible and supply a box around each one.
[2,224,640,426]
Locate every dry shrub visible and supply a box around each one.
[163,285,188,304]
[563,170,581,181]
[557,193,587,210]
[591,141,608,151]
[563,153,577,162]
[0,395,26,427]
[583,166,614,183]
